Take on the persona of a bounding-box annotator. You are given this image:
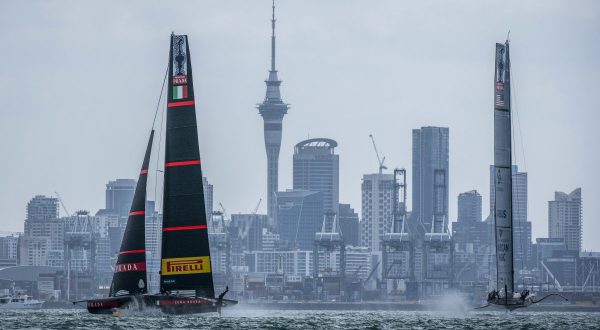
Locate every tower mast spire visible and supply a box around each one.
[271,0,276,72]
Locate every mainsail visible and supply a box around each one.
[160,34,215,298]
[109,130,154,296]
[493,40,514,298]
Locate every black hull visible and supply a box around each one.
[85,294,237,315]
[487,297,532,311]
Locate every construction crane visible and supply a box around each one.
[252,198,262,215]
[218,202,229,221]
[55,191,71,217]
[369,134,387,174]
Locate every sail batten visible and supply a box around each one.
[493,41,514,298]
[160,34,215,298]
[109,130,154,297]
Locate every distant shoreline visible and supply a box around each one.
[240,302,600,312]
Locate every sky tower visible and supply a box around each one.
[257,0,289,224]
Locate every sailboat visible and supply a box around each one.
[484,38,534,310]
[79,34,237,315]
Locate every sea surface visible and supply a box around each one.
[1,308,599,329]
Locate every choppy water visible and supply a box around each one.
[1,308,599,329]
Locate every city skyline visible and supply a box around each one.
[0,1,599,251]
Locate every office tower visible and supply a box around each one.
[338,203,359,247]
[105,179,136,217]
[293,138,339,215]
[457,190,482,223]
[256,3,289,222]
[276,189,323,250]
[360,173,394,252]
[203,177,213,223]
[549,188,582,252]
[412,127,449,228]
[489,165,532,270]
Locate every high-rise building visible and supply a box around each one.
[489,165,532,271]
[452,190,492,285]
[105,179,136,217]
[203,177,213,223]
[230,214,269,252]
[20,195,63,267]
[412,127,449,228]
[549,188,582,252]
[338,203,359,247]
[293,138,339,215]
[360,173,394,252]
[276,190,323,250]
[26,195,59,221]
[256,3,289,222]
[457,190,482,223]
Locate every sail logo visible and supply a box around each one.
[115,262,146,273]
[162,256,211,275]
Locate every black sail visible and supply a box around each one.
[109,130,154,296]
[160,34,214,298]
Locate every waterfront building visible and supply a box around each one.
[276,190,323,250]
[549,188,582,252]
[20,195,63,267]
[230,214,269,252]
[338,203,359,247]
[105,179,136,217]
[457,190,482,223]
[26,195,59,221]
[452,190,492,287]
[293,138,339,215]
[360,173,394,252]
[412,127,449,228]
[0,234,18,267]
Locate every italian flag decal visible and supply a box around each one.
[173,85,188,99]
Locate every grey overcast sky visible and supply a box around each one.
[0,1,598,250]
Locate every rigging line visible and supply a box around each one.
[509,58,527,289]
[511,65,528,172]
[512,66,529,289]
[152,64,169,130]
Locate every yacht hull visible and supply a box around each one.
[85,294,237,315]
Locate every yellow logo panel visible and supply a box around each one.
[162,256,211,275]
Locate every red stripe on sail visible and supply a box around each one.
[165,160,201,167]
[168,100,195,107]
[129,211,145,216]
[119,249,145,255]
[140,169,148,174]
[163,225,207,232]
